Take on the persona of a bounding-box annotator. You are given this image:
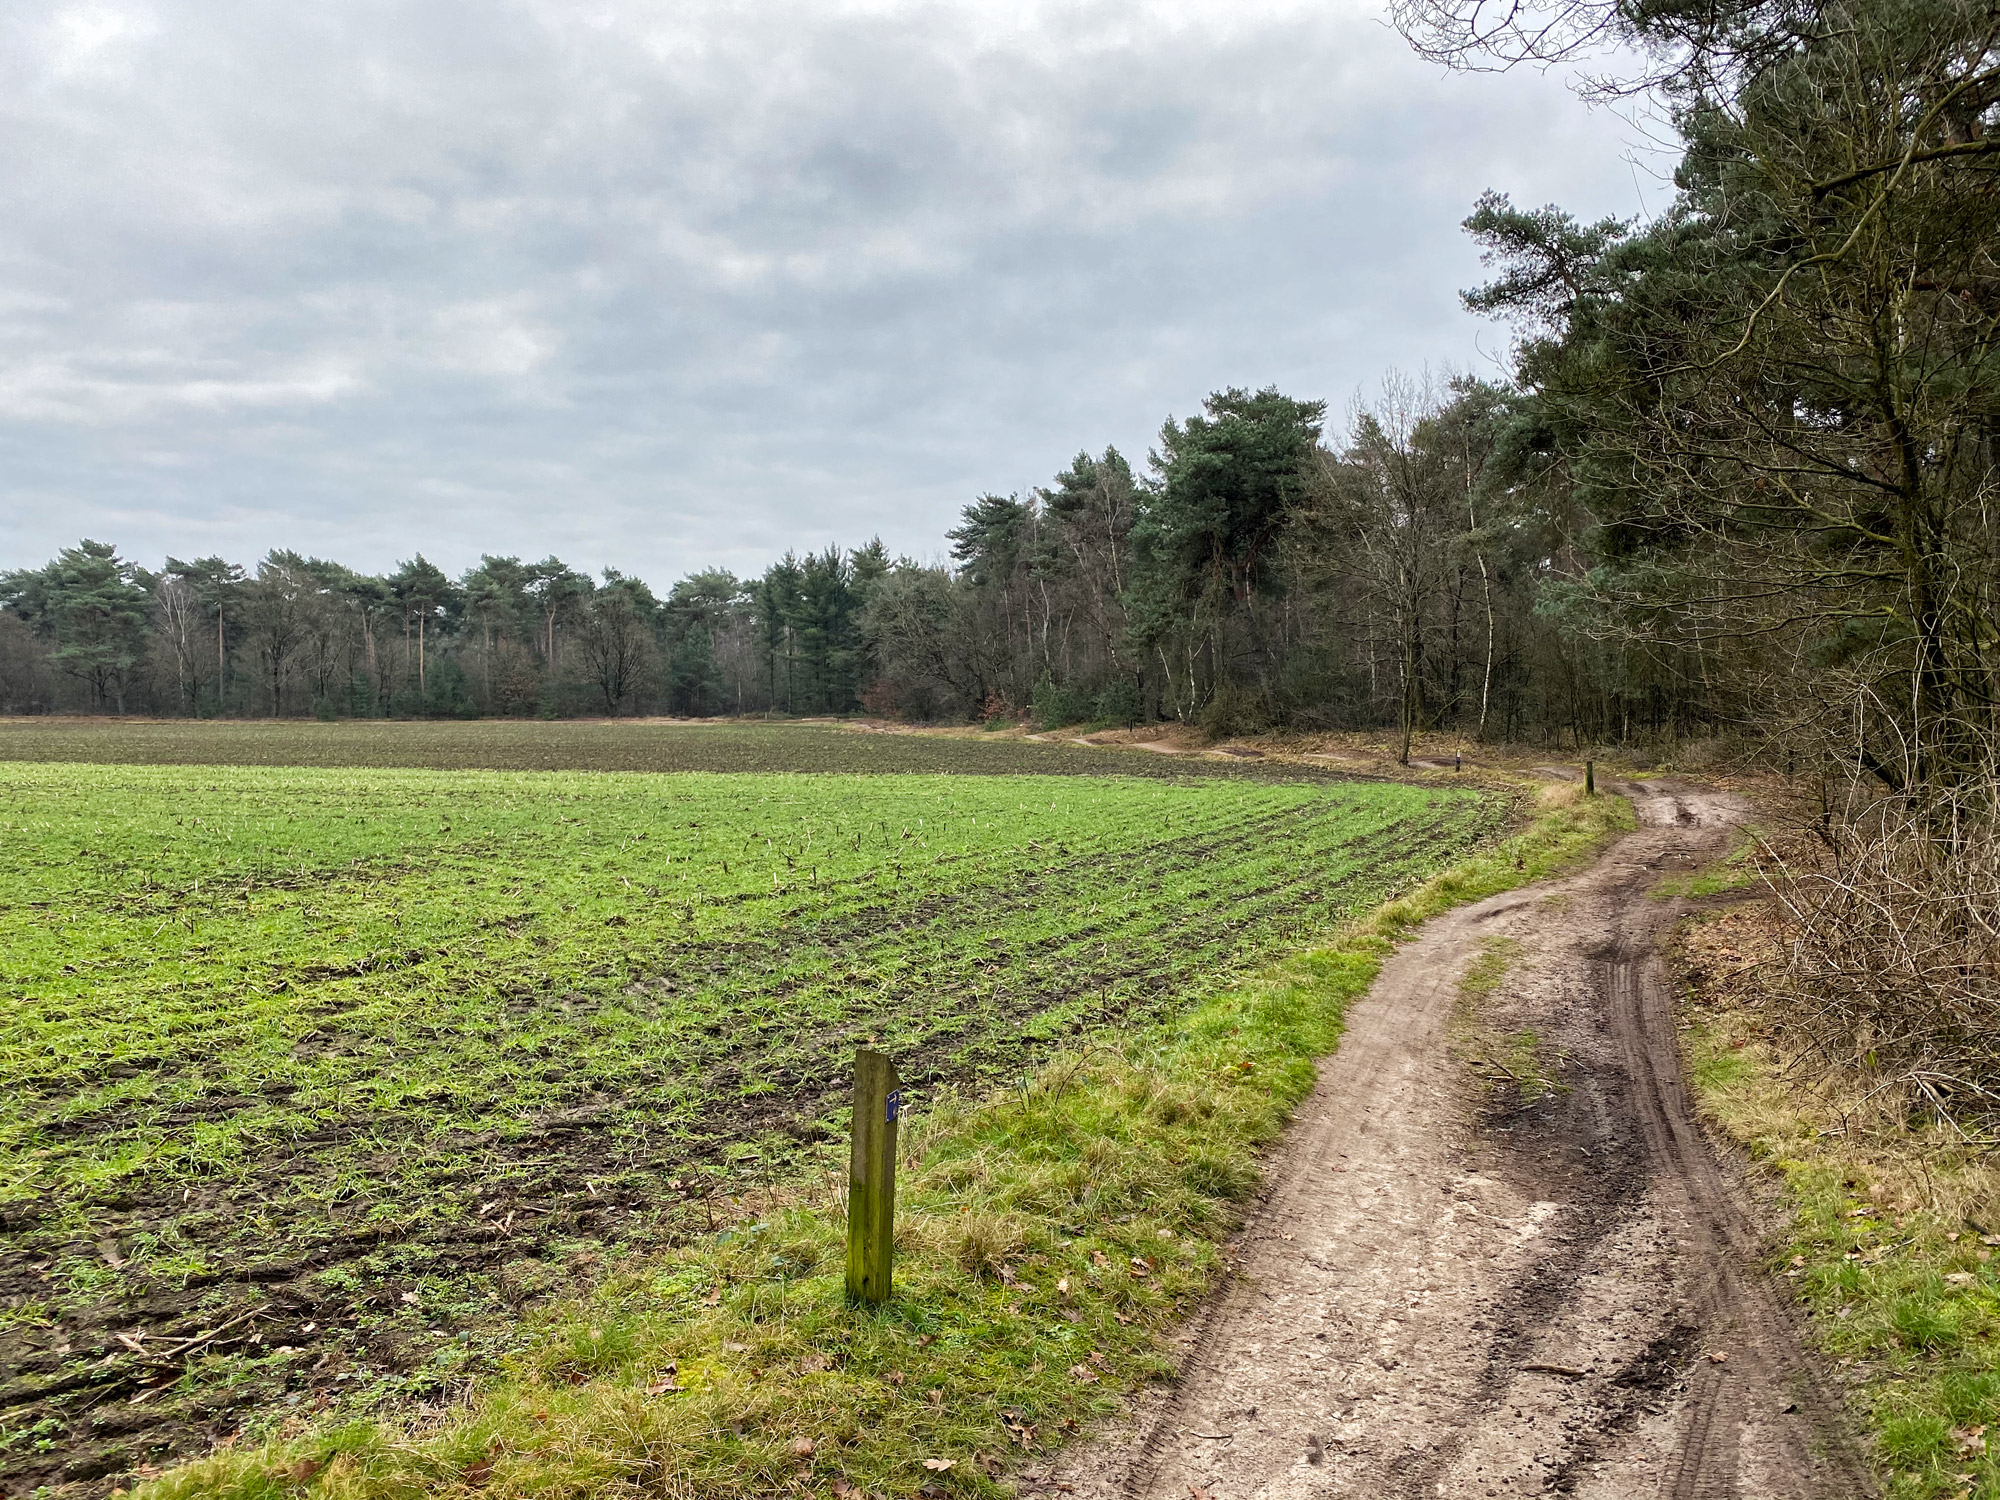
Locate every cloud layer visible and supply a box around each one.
[0,0,1650,581]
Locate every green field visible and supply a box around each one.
[0,725,1504,1494]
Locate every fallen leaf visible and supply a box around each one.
[645,1377,682,1396]
[926,1388,944,1406]
[792,1437,816,1458]
[1068,1363,1099,1384]
[888,1370,907,1386]
[723,1341,749,1353]
[400,1292,420,1305]
[287,1455,329,1486]
[1708,1351,1728,1364]
[923,1458,956,1472]
[1056,1277,1070,1298]
[462,1459,495,1487]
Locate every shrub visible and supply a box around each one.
[1766,768,2000,1120]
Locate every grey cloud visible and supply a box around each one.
[0,0,1653,581]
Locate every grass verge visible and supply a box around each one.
[139,781,1632,1500]
[1677,900,2000,1500]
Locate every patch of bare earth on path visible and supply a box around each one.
[1037,784,1874,1500]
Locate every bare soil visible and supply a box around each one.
[1040,782,1874,1500]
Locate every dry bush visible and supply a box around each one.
[1763,767,2000,1123]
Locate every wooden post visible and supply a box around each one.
[847,1048,900,1305]
[1585,759,1596,796]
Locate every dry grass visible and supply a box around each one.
[1678,900,2000,1499]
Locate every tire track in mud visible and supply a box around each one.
[1050,782,1875,1500]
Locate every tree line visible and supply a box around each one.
[6,0,1995,792]
[0,376,1706,750]
[0,542,883,723]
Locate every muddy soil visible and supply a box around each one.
[1043,783,1874,1500]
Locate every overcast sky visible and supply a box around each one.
[0,0,1654,586]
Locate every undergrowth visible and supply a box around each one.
[136,780,1632,1500]
[1678,899,2000,1500]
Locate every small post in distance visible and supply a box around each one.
[847,1047,900,1305]
[1586,759,1596,796]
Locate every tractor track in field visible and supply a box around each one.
[1,794,1498,1499]
[1046,782,1874,1500]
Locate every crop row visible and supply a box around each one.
[0,759,1502,1491]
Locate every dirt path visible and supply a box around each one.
[1045,782,1873,1500]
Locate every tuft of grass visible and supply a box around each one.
[1453,937,1568,1103]
[1678,904,2000,1499]
[1459,936,1523,1001]
[134,778,1633,1500]
[1651,828,1763,900]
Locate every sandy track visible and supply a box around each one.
[1044,783,1873,1500]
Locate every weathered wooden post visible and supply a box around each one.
[846,1048,900,1305]
[1585,759,1596,796]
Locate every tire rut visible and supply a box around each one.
[1047,782,1874,1500]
